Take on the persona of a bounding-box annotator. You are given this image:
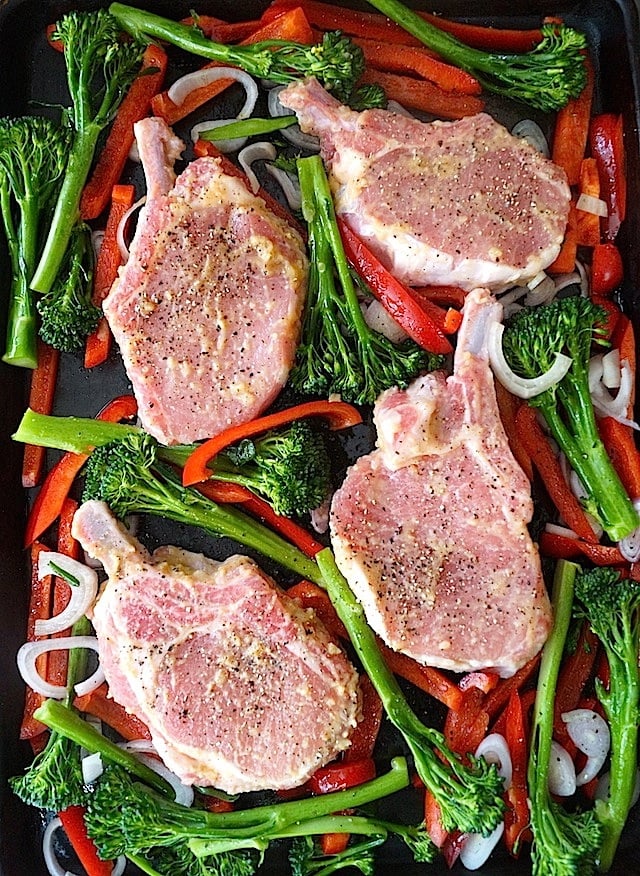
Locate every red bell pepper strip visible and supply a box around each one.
[286,579,347,640]
[20,542,53,740]
[589,113,626,241]
[539,530,627,566]
[575,157,602,248]
[22,341,60,488]
[241,5,315,44]
[194,480,257,505]
[182,400,362,486]
[503,690,531,857]
[24,395,138,547]
[494,382,534,482]
[551,56,594,187]
[46,22,64,51]
[58,805,114,876]
[412,285,466,310]
[552,621,599,747]
[73,682,152,741]
[591,242,624,297]
[80,45,168,221]
[358,67,485,120]
[320,832,350,855]
[611,312,636,400]
[547,200,578,275]
[482,654,541,724]
[377,640,464,711]
[151,64,236,126]
[84,184,136,369]
[239,491,325,558]
[353,36,481,94]
[443,687,489,757]
[180,14,261,43]
[514,404,599,543]
[344,673,383,761]
[598,417,640,499]
[424,789,449,848]
[338,220,453,354]
[308,758,376,794]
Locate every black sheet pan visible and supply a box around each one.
[1,0,640,873]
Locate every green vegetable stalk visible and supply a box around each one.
[291,155,439,405]
[109,3,365,102]
[501,294,639,541]
[30,10,144,294]
[362,0,587,111]
[0,116,69,367]
[528,560,602,876]
[574,566,640,871]
[317,548,505,837]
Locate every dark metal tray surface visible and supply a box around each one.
[1,0,640,873]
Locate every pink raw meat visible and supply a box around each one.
[72,500,360,793]
[102,117,308,445]
[279,77,570,291]
[330,288,552,677]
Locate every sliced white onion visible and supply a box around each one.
[548,740,577,796]
[511,118,550,157]
[117,196,146,262]
[364,299,408,343]
[488,320,573,399]
[168,67,258,118]
[459,822,505,870]
[601,349,621,389]
[590,355,638,427]
[17,636,102,699]
[310,497,331,534]
[43,817,81,876]
[82,751,104,785]
[525,275,557,307]
[576,192,608,217]
[545,523,579,539]
[129,750,194,807]
[128,139,140,163]
[35,553,98,636]
[264,163,301,211]
[91,230,105,263]
[618,498,640,562]
[497,284,528,307]
[238,141,276,194]
[73,664,106,698]
[596,769,640,807]
[267,86,320,152]
[190,118,248,153]
[474,733,512,790]
[561,709,610,785]
[552,269,582,294]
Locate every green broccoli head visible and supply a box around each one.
[0,115,70,205]
[81,431,161,517]
[37,222,100,352]
[9,731,85,813]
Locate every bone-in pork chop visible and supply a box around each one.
[329,288,551,677]
[72,500,360,793]
[102,117,308,445]
[279,78,570,291]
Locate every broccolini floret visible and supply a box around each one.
[574,566,640,871]
[0,116,69,367]
[110,3,364,102]
[501,294,639,541]
[36,221,100,352]
[528,560,603,876]
[30,9,145,294]
[362,0,587,111]
[290,155,440,405]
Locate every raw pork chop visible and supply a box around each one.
[330,288,551,677]
[103,117,308,445]
[72,500,359,793]
[279,78,570,291]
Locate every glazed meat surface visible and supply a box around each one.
[330,288,552,677]
[72,501,360,793]
[103,117,308,445]
[279,78,570,291]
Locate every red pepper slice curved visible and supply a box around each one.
[24,395,138,547]
[589,113,626,242]
[181,401,362,487]
[307,758,376,794]
[338,219,453,355]
[58,805,114,876]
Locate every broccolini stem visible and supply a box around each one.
[13,408,142,453]
[316,548,505,835]
[33,699,172,796]
[31,126,101,293]
[362,0,587,111]
[1,185,39,367]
